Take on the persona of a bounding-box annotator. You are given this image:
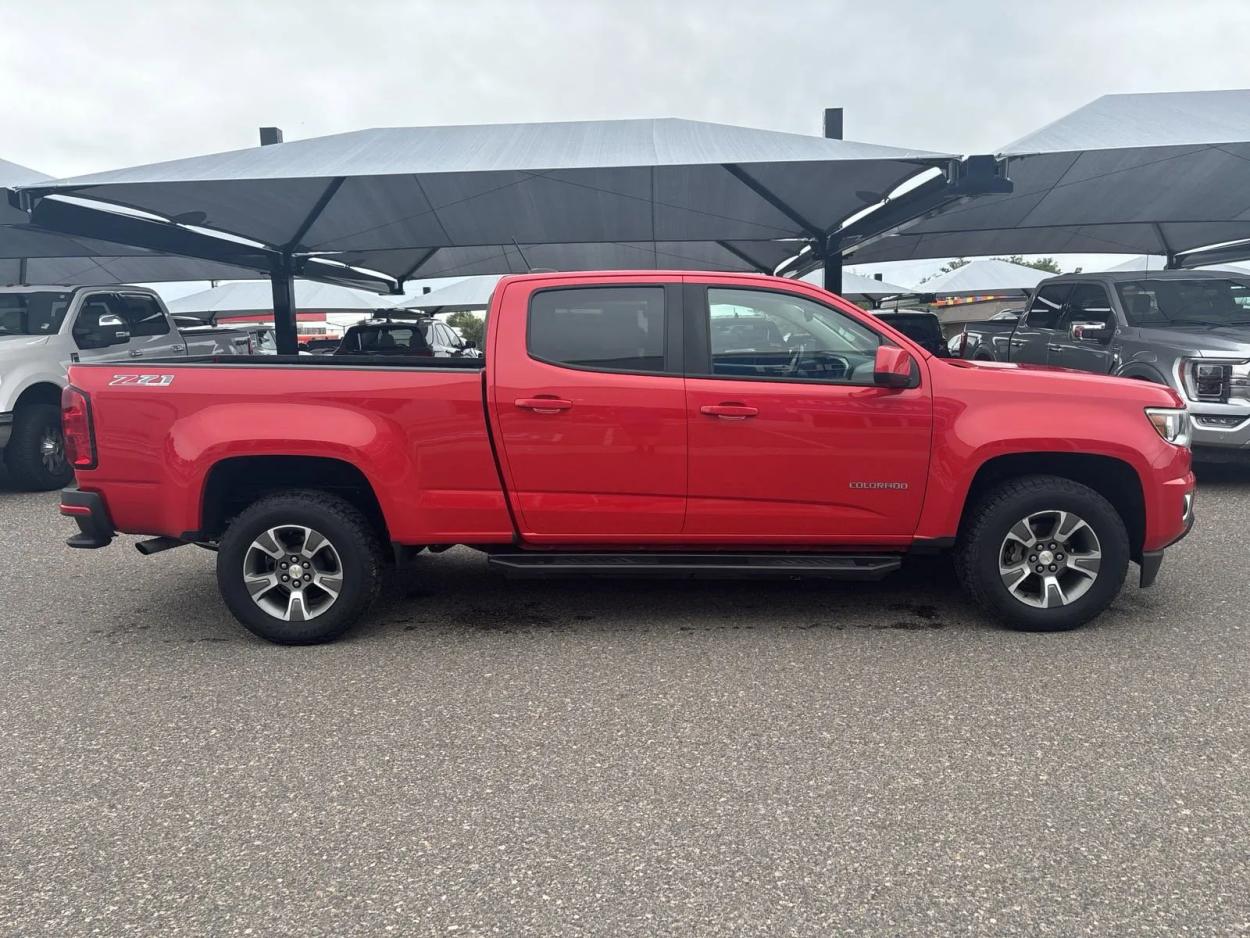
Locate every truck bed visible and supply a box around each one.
[140,354,486,369]
[67,358,512,545]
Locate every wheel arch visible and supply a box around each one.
[197,455,390,546]
[959,452,1146,561]
[13,380,65,410]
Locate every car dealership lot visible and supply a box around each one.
[2,468,1248,936]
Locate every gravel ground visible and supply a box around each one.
[1,464,1248,936]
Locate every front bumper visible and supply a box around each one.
[1189,404,1250,452]
[1139,487,1195,587]
[0,411,12,449]
[60,486,116,549]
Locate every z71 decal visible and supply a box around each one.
[108,374,176,387]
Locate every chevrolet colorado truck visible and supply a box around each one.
[59,271,1195,644]
[958,270,1250,460]
[1,285,252,490]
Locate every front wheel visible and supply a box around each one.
[956,475,1130,632]
[217,490,384,644]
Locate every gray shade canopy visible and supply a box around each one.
[387,275,500,312]
[168,280,393,321]
[851,90,1250,264]
[799,268,912,296]
[20,118,948,283]
[2,157,263,285]
[910,258,1051,297]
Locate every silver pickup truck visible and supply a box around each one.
[958,270,1250,460]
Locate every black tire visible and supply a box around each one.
[216,490,384,645]
[955,475,1130,632]
[4,403,73,491]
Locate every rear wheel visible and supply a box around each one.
[956,475,1129,631]
[217,490,384,644]
[5,403,73,491]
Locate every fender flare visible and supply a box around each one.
[1114,363,1170,385]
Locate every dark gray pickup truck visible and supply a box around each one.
[958,270,1250,459]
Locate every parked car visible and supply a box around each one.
[60,271,1193,644]
[300,337,342,355]
[956,270,1250,460]
[0,285,249,490]
[335,315,480,358]
[871,310,949,357]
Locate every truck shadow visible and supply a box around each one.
[364,552,998,641]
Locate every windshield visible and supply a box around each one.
[1116,278,1250,327]
[0,291,73,336]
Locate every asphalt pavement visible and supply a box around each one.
[2,464,1248,936]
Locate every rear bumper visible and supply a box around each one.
[60,486,116,549]
[0,411,12,448]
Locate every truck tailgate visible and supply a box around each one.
[67,361,513,543]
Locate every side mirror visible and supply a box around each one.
[1069,321,1112,343]
[75,313,131,349]
[873,345,915,388]
[463,340,476,350]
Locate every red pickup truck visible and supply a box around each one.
[59,271,1195,644]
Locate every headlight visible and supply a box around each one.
[1145,407,1191,447]
[1178,358,1250,403]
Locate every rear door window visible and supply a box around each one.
[1024,283,1073,329]
[528,287,666,373]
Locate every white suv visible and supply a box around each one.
[0,285,248,490]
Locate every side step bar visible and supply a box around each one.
[487,552,901,580]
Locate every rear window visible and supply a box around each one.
[528,287,665,373]
[339,322,432,354]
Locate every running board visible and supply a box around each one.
[487,552,901,580]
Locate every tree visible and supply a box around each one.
[918,257,970,284]
[996,255,1062,274]
[446,310,485,347]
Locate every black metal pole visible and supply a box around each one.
[271,257,298,354]
[822,251,843,294]
[823,107,844,140]
[17,256,27,285]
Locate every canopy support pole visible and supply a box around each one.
[17,257,27,285]
[820,237,843,294]
[271,255,298,355]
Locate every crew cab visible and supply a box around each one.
[0,284,251,490]
[59,271,1195,644]
[958,270,1250,460]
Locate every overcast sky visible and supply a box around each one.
[4,0,1248,177]
[4,0,1250,287]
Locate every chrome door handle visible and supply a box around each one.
[170,344,185,352]
[128,349,143,357]
[1047,344,1063,352]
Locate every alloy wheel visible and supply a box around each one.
[998,510,1102,609]
[40,425,66,475]
[243,525,344,621]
